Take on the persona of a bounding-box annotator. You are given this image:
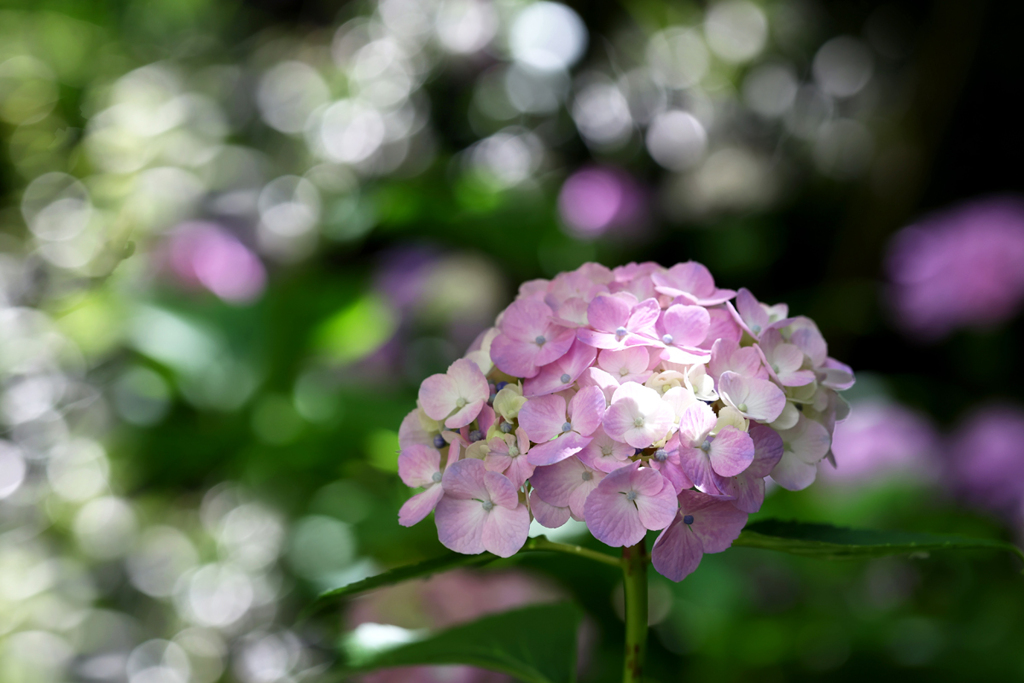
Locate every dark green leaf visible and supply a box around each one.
[305,551,496,618]
[307,536,619,618]
[735,519,1024,566]
[338,602,582,683]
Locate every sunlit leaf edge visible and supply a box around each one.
[735,519,1024,566]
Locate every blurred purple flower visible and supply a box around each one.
[885,196,1024,339]
[166,221,266,303]
[821,401,939,486]
[945,406,1024,526]
[347,569,563,683]
[557,167,648,240]
[373,246,442,313]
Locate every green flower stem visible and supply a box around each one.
[524,536,624,568]
[622,540,648,683]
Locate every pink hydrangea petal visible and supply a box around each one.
[626,298,662,333]
[660,346,710,365]
[490,334,542,378]
[746,423,785,478]
[708,426,755,477]
[483,470,521,509]
[584,465,648,547]
[485,450,512,474]
[399,409,433,450]
[654,459,694,495]
[784,416,832,465]
[398,444,442,488]
[399,485,445,527]
[661,304,711,347]
[577,367,620,405]
[418,373,458,422]
[651,514,704,582]
[587,294,631,332]
[718,372,786,422]
[440,458,490,500]
[504,454,536,488]
[553,297,590,327]
[567,468,605,518]
[633,476,678,531]
[679,446,724,496]
[576,427,634,472]
[523,339,597,396]
[770,450,819,490]
[598,347,651,382]
[445,399,486,429]
[501,298,554,341]
[530,456,587,507]
[602,398,641,444]
[533,325,577,366]
[820,358,856,390]
[714,471,765,513]
[681,489,748,553]
[481,503,531,557]
[678,403,717,445]
[699,307,742,350]
[530,490,571,528]
[575,329,622,349]
[435,496,487,554]
[518,394,568,444]
[735,288,769,334]
[568,385,607,436]
[449,358,489,403]
[527,431,591,466]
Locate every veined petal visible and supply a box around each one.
[530,490,571,528]
[481,503,531,557]
[584,467,647,547]
[680,489,748,553]
[418,373,458,422]
[708,426,755,477]
[633,474,678,531]
[490,334,542,378]
[398,485,445,527]
[440,458,490,500]
[518,394,568,444]
[483,470,520,509]
[661,304,711,347]
[770,449,818,491]
[718,372,786,423]
[651,513,704,582]
[746,423,785,478]
[500,298,554,341]
[435,497,487,554]
[526,431,591,466]
[398,444,442,488]
[587,294,631,332]
[568,385,607,436]
[530,456,590,507]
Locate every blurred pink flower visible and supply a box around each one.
[822,401,939,486]
[166,221,266,303]
[347,569,564,683]
[885,196,1024,339]
[557,167,647,240]
[945,406,1024,525]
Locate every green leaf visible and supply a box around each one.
[734,519,1024,566]
[338,602,582,683]
[307,536,619,618]
[309,551,496,613]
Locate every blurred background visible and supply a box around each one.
[1,0,1024,681]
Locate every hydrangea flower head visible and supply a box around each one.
[398,262,855,581]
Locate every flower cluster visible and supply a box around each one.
[398,262,854,581]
